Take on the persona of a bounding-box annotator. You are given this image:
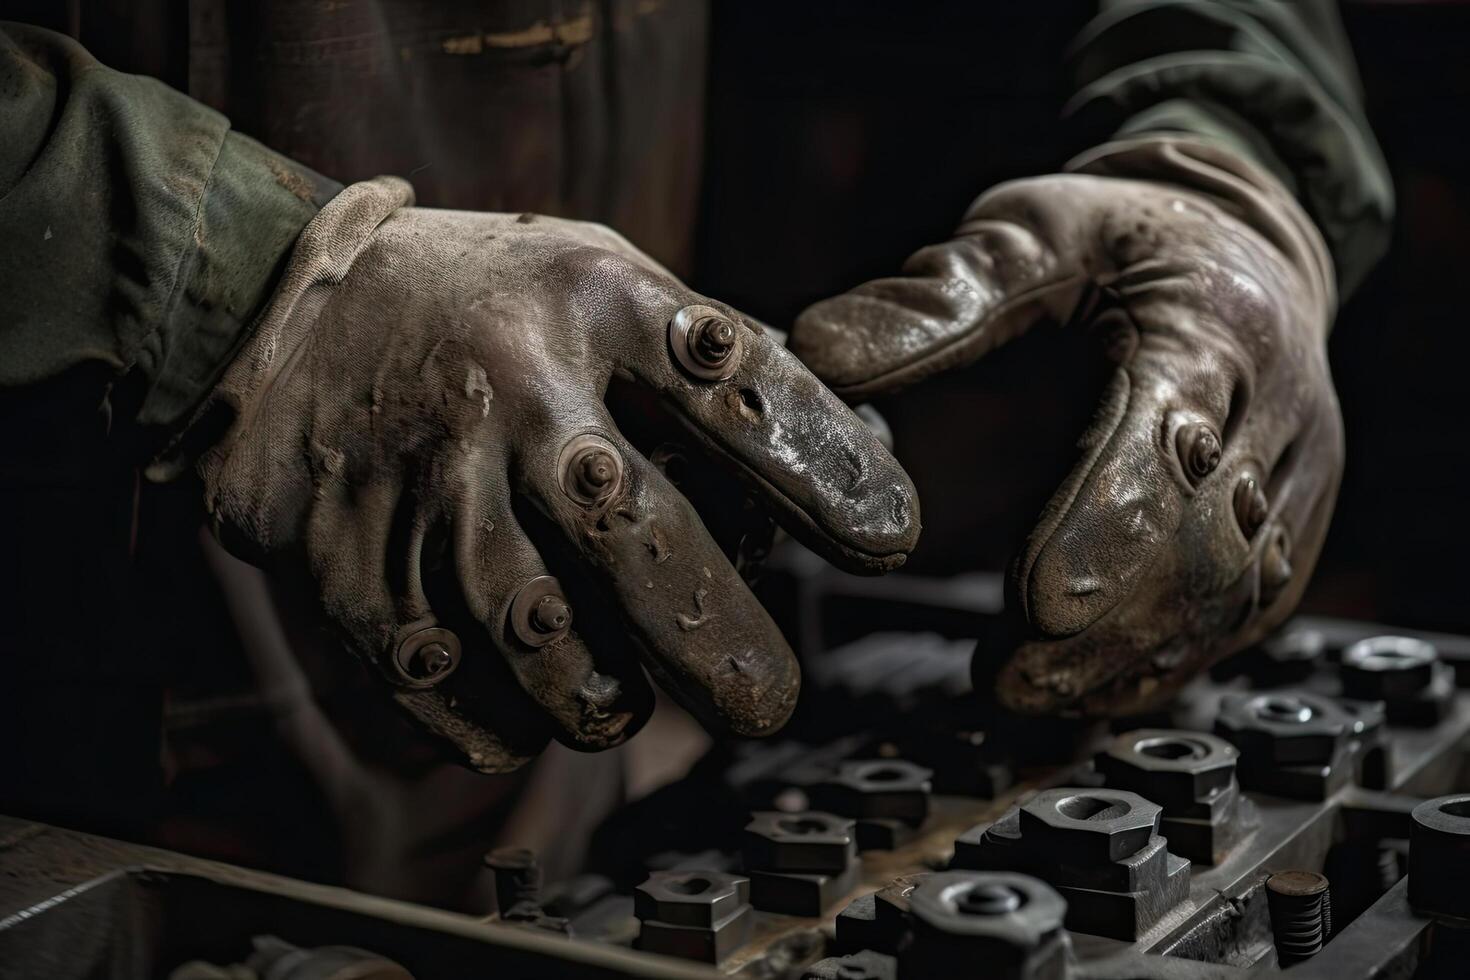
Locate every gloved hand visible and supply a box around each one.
[197,177,919,770]
[792,138,1341,716]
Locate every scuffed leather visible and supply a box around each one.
[793,138,1340,716]
[199,177,919,771]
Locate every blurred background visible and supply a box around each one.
[3,0,1467,917]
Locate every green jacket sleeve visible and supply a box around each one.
[1068,0,1393,299]
[0,23,340,456]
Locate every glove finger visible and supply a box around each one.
[790,178,1097,401]
[993,294,1341,715]
[293,475,549,772]
[443,446,655,752]
[605,284,920,573]
[517,415,801,738]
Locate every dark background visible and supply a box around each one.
[2,0,1467,909]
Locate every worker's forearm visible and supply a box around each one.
[0,23,340,456]
[1068,0,1393,299]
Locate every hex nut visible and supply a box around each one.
[1214,690,1350,766]
[1018,788,1161,865]
[557,433,624,507]
[749,862,862,917]
[903,871,1069,978]
[638,905,753,964]
[633,871,749,929]
[1097,729,1238,812]
[1341,636,1439,701]
[809,759,933,827]
[743,811,856,874]
[1408,794,1470,922]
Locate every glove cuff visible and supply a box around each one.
[148,176,415,481]
[1066,136,1337,328]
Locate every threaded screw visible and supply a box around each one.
[1266,870,1331,965]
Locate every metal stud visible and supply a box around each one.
[511,575,573,647]
[1234,473,1269,538]
[670,304,742,380]
[557,434,623,506]
[393,626,462,687]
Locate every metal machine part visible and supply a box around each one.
[2,613,1468,979]
[1265,870,1332,964]
[668,305,743,381]
[952,787,1191,940]
[392,626,462,687]
[508,575,573,648]
[1095,729,1255,865]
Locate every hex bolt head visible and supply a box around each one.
[558,434,623,506]
[392,626,462,687]
[670,304,742,380]
[1341,636,1439,702]
[743,811,856,874]
[1214,691,1350,766]
[1018,787,1161,865]
[633,871,750,929]
[1097,729,1238,811]
[810,759,934,827]
[510,576,573,648]
[906,871,1067,951]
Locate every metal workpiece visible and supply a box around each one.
[558,433,624,507]
[1341,636,1455,727]
[668,304,743,381]
[1407,794,1470,922]
[902,872,1070,980]
[1096,730,1254,865]
[392,625,462,687]
[1265,870,1331,965]
[808,759,934,832]
[743,809,862,917]
[748,861,862,918]
[952,789,1190,940]
[1019,788,1162,865]
[742,811,856,875]
[633,870,754,964]
[1214,690,1365,800]
[509,575,573,648]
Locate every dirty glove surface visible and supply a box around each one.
[199,177,918,770]
[792,138,1340,716]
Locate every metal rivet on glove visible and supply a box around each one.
[669,304,742,380]
[1175,421,1222,483]
[394,626,462,687]
[1234,474,1269,538]
[558,434,623,506]
[511,575,574,647]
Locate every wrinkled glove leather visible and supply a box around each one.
[199,177,919,770]
[793,138,1340,716]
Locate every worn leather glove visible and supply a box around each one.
[197,177,918,771]
[792,138,1340,716]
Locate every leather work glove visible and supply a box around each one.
[196,176,919,771]
[791,138,1341,717]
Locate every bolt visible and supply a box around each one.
[532,594,572,634]
[573,448,619,499]
[392,626,461,685]
[691,316,737,367]
[417,643,453,676]
[669,305,742,380]
[1176,421,1221,482]
[955,882,1023,916]
[1234,474,1268,537]
[1265,870,1330,965]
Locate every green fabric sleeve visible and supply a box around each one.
[0,22,341,456]
[1067,0,1394,299]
